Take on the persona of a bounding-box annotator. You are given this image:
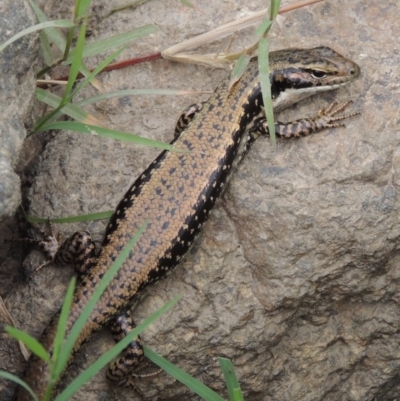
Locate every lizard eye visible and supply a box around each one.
[310,70,327,79]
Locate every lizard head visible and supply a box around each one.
[269,46,360,111]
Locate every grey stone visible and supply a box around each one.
[0,0,39,218]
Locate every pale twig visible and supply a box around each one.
[0,296,30,360]
[162,0,325,68]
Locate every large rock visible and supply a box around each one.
[2,0,400,400]
[0,0,38,218]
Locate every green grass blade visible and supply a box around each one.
[37,121,179,152]
[63,20,86,101]
[38,46,125,123]
[39,30,55,66]
[0,20,73,53]
[54,222,148,378]
[229,54,250,89]
[28,0,93,82]
[65,25,158,63]
[104,0,156,16]
[55,296,181,401]
[28,0,68,52]
[76,88,199,107]
[269,0,282,20]
[218,357,243,401]
[0,371,38,401]
[36,89,104,126]
[258,37,276,147]
[254,18,272,36]
[145,347,226,401]
[52,278,76,371]
[70,47,125,99]
[37,87,196,125]
[180,0,196,8]
[6,327,50,364]
[34,20,87,131]
[25,211,113,224]
[62,20,76,63]
[36,88,62,109]
[233,388,244,401]
[68,62,94,86]
[76,0,92,19]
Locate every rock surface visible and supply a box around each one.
[1,0,400,401]
[0,0,39,218]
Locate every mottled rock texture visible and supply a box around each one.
[0,0,38,218]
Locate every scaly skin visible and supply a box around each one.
[16,47,360,400]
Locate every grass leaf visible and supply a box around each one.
[254,18,272,36]
[63,19,87,100]
[25,211,113,224]
[28,0,96,84]
[55,296,181,401]
[37,121,179,152]
[54,222,148,379]
[0,20,73,53]
[145,347,226,401]
[229,54,250,89]
[39,30,55,66]
[70,47,125,99]
[0,371,39,401]
[258,37,276,147]
[76,88,202,107]
[233,388,244,401]
[34,20,87,131]
[52,278,76,373]
[269,0,282,20]
[65,25,158,63]
[180,0,196,8]
[35,89,104,126]
[76,0,92,19]
[6,327,50,364]
[28,0,68,53]
[37,87,199,126]
[219,357,243,401]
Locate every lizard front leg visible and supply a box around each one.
[7,221,97,277]
[251,101,359,139]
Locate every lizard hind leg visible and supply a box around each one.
[53,230,97,276]
[107,310,162,393]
